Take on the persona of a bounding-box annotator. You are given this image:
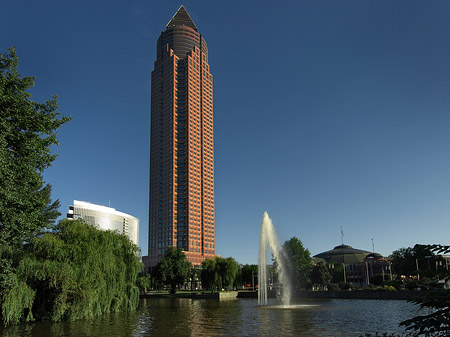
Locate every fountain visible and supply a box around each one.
[258,211,292,306]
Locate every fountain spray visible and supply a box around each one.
[258,212,292,306]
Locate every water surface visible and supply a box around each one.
[1,298,425,336]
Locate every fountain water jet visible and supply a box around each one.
[258,211,292,306]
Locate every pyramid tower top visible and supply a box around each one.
[166,5,197,31]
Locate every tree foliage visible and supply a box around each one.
[311,262,332,289]
[0,47,70,246]
[283,237,312,290]
[136,274,151,292]
[0,219,141,326]
[400,244,450,336]
[240,264,258,287]
[154,247,191,294]
[201,258,218,291]
[390,245,440,279]
[201,257,239,292]
[217,257,240,290]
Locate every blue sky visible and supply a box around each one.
[2,0,450,264]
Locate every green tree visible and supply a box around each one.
[311,262,332,290]
[136,274,151,293]
[155,247,191,294]
[283,237,312,290]
[0,47,70,246]
[188,266,201,290]
[0,219,141,326]
[216,257,239,290]
[390,245,437,279]
[240,264,258,288]
[201,258,218,292]
[400,244,450,336]
[201,257,239,291]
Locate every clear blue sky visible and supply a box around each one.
[2,0,450,264]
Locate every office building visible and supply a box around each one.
[148,6,215,266]
[67,200,139,246]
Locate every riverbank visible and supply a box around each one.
[140,289,424,300]
[140,290,239,300]
[237,289,424,300]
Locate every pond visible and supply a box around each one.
[1,297,426,336]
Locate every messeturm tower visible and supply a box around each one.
[149,6,215,266]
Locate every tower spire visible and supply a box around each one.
[166,5,197,31]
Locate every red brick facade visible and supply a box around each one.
[149,6,215,266]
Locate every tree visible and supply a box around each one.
[216,257,239,290]
[390,245,437,279]
[0,47,70,246]
[283,237,312,290]
[155,247,191,294]
[0,219,141,326]
[311,262,332,290]
[201,258,218,292]
[201,257,240,292]
[400,244,450,336]
[136,274,151,293]
[240,264,258,288]
[188,266,201,290]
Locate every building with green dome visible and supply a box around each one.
[314,244,391,285]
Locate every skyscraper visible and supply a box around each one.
[148,6,215,267]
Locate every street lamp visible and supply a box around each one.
[425,256,431,270]
[365,262,370,286]
[252,271,255,291]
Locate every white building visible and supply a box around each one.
[67,200,139,246]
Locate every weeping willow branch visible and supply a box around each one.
[1,219,142,326]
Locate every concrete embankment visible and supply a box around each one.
[140,291,239,300]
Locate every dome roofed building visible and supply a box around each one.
[314,243,390,286]
[314,244,371,264]
[364,252,385,261]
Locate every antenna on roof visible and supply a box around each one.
[372,239,375,254]
[340,226,344,245]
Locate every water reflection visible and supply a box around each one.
[257,298,315,336]
[1,309,140,337]
[0,298,428,337]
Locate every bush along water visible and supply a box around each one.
[0,219,141,326]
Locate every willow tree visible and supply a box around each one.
[201,257,239,291]
[201,258,218,292]
[1,219,141,326]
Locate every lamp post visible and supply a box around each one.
[342,263,346,283]
[252,271,255,291]
[329,263,335,285]
[416,258,420,280]
[425,256,431,270]
[365,262,370,286]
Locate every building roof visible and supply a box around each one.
[71,200,138,221]
[364,252,385,261]
[313,244,371,264]
[166,5,197,31]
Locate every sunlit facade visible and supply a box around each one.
[149,6,215,266]
[67,200,139,246]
